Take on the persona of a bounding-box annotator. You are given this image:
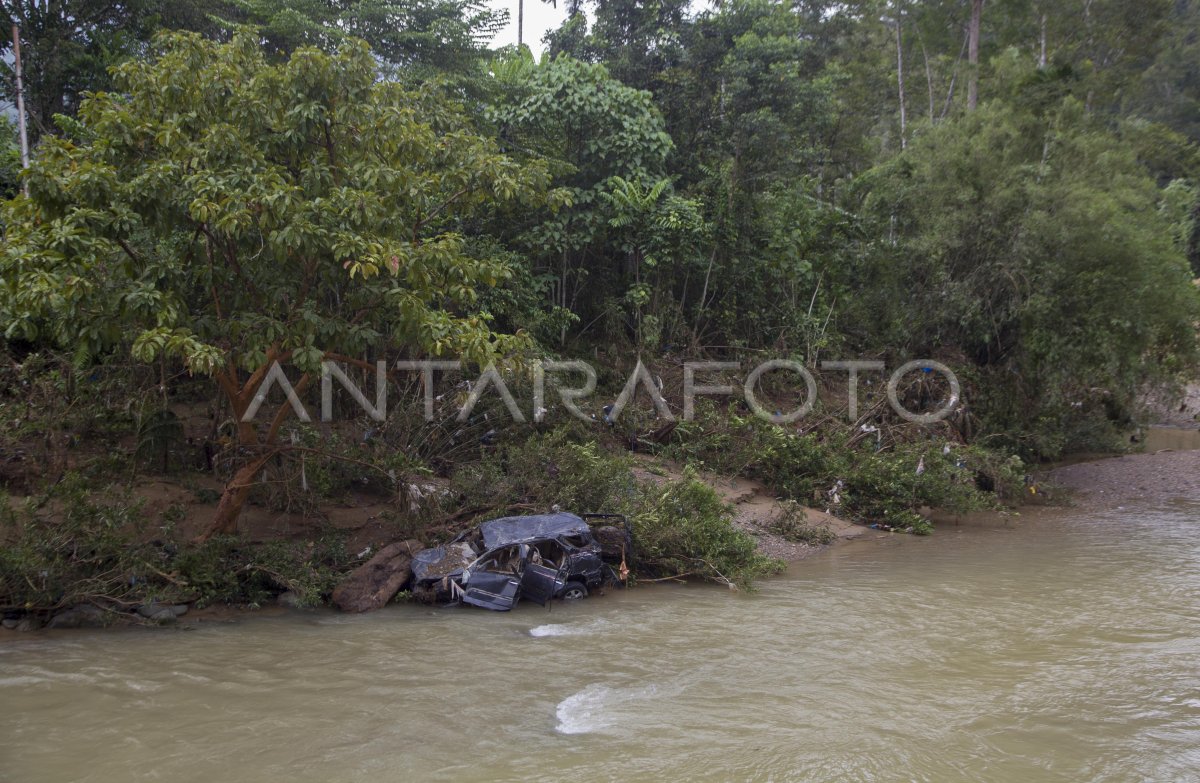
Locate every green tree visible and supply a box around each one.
[851,88,1199,455]
[0,119,19,199]
[216,0,508,81]
[487,53,675,346]
[2,1,229,139]
[0,32,554,536]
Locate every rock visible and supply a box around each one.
[135,602,188,620]
[1,618,18,630]
[47,605,109,629]
[15,617,40,632]
[144,608,178,624]
[276,591,305,609]
[332,539,422,613]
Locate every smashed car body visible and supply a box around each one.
[411,512,629,611]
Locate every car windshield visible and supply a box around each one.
[471,545,527,574]
[560,534,589,549]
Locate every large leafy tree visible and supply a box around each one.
[487,53,676,346]
[850,87,1199,455]
[0,32,553,536]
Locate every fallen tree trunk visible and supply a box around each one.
[331,539,423,613]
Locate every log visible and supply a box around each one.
[331,539,423,613]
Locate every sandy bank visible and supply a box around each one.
[1047,447,1200,507]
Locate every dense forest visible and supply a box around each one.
[1,0,1198,617]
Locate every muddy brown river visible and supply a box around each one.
[3,499,1200,782]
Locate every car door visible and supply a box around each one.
[520,560,566,606]
[461,573,521,611]
[461,545,524,611]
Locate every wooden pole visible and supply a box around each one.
[11,24,30,195]
[518,0,524,48]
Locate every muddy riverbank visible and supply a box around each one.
[4,473,1199,782]
[1047,438,1200,506]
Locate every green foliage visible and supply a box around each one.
[767,501,836,546]
[486,53,683,346]
[664,402,1011,535]
[132,407,186,474]
[631,468,783,588]
[172,533,354,608]
[0,476,151,611]
[216,0,507,85]
[850,94,1200,457]
[449,430,638,517]
[1,32,550,376]
[0,119,20,201]
[3,0,1200,604]
[0,472,357,612]
[666,403,839,500]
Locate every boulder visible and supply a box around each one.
[332,539,422,613]
[276,591,305,609]
[144,608,178,624]
[135,602,188,622]
[47,605,110,629]
[14,617,40,632]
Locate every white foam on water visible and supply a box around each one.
[554,682,659,734]
[0,676,46,687]
[529,618,612,638]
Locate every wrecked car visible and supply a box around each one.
[410,512,630,611]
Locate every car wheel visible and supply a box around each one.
[560,582,588,601]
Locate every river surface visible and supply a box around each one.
[3,499,1200,782]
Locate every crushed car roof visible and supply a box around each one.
[411,541,475,582]
[480,512,591,549]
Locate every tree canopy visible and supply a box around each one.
[2,0,1198,537]
[0,31,555,533]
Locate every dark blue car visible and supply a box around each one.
[410,512,627,611]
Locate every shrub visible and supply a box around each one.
[449,430,639,518]
[0,476,153,612]
[170,534,354,608]
[662,401,1013,535]
[767,501,837,545]
[631,469,783,588]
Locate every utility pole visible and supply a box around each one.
[517,0,524,48]
[11,24,30,195]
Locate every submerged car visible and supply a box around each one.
[410,512,629,611]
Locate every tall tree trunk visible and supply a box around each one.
[197,351,305,541]
[1038,12,1048,68]
[967,0,983,111]
[204,452,276,540]
[895,3,907,148]
[918,32,936,123]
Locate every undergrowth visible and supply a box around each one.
[0,474,357,614]
[661,401,1026,535]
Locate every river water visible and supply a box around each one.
[3,500,1200,782]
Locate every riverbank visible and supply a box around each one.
[632,457,867,562]
[6,431,1199,637]
[1047,445,1200,506]
[6,485,1200,782]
